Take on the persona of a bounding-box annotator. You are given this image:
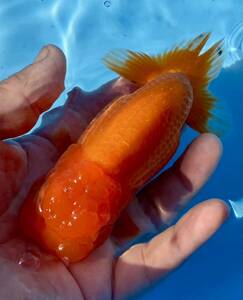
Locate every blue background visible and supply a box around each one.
[0,0,242,299]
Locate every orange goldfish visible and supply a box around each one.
[19,33,224,262]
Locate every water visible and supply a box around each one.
[18,250,41,270]
[0,0,243,299]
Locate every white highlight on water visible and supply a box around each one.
[228,198,243,219]
[50,0,84,87]
[225,22,243,67]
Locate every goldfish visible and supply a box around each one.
[19,33,224,262]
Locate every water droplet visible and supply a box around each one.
[58,244,64,251]
[73,201,77,206]
[37,197,43,213]
[18,251,41,270]
[73,179,77,184]
[48,213,57,221]
[61,220,66,225]
[78,176,82,181]
[62,256,70,266]
[104,1,111,8]
[67,221,72,227]
[50,197,55,204]
[72,211,78,220]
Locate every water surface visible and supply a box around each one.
[0,1,243,299]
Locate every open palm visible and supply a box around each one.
[0,46,228,300]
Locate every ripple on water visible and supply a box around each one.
[226,22,243,66]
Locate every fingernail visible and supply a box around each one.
[34,46,50,63]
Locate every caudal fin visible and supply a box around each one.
[104,33,227,135]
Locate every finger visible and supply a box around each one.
[111,133,223,243]
[0,45,66,139]
[113,199,229,299]
[138,133,223,227]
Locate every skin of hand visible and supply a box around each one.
[0,45,229,300]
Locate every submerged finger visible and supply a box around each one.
[0,45,66,139]
[113,199,228,299]
[138,133,223,227]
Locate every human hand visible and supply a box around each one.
[0,45,228,299]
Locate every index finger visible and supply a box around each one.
[139,133,223,227]
[0,45,66,140]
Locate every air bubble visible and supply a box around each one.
[104,1,111,8]
[58,244,64,251]
[62,256,70,266]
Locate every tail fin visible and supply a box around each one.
[104,33,226,135]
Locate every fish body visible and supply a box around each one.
[19,33,224,262]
